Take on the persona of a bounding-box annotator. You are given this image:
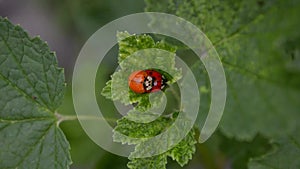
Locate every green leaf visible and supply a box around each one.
[106,31,196,168]
[145,0,300,168]
[219,134,272,169]
[125,129,197,169]
[0,17,71,168]
[101,80,112,99]
[113,115,173,145]
[117,31,155,63]
[146,0,300,141]
[167,128,197,167]
[127,153,168,169]
[127,129,197,169]
[114,113,197,168]
[248,132,300,169]
[127,130,197,169]
[102,32,181,111]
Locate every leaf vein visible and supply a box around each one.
[0,24,51,111]
[0,117,52,123]
[14,122,54,168]
[0,72,52,114]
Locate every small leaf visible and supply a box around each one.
[127,154,168,169]
[0,17,71,168]
[114,112,197,168]
[167,128,197,167]
[101,80,112,99]
[117,31,155,63]
[102,32,181,111]
[113,115,172,145]
[126,129,197,169]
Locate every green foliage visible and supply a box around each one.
[167,129,197,167]
[101,31,181,111]
[145,0,300,168]
[146,0,300,140]
[2,0,299,168]
[0,17,71,168]
[126,130,197,169]
[101,80,112,100]
[249,132,300,169]
[119,119,197,169]
[114,116,173,144]
[127,154,168,169]
[102,32,196,168]
[220,135,272,169]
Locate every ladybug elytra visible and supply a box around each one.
[128,69,166,94]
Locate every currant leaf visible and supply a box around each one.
[102,32,198,168]
[167,129,197,167]
[102,32,181,111]
[0,17,71,169]
[146,0,300,141]
[145,0,300,168]
[127,154,168,169]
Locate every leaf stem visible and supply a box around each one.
[54,112,118,126]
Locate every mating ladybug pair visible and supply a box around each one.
[128,69,166,94]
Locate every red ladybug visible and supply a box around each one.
[128,69,166,94]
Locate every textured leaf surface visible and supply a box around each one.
[0,17,71,169]
[114,113,197,168]
[167,129,197,167]
[248,132,300,169]
[146,0,300,140]
[102,32,196,168]
[127,154,168,169]
[127,131,197,169]
[113,115,173,145]
[102,32,181,111]
[145,0,300,168]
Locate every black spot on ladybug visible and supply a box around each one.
[129,69,167,93]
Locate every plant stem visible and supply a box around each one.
[54,112,118,126]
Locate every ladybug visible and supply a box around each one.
[128,69,167,94]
